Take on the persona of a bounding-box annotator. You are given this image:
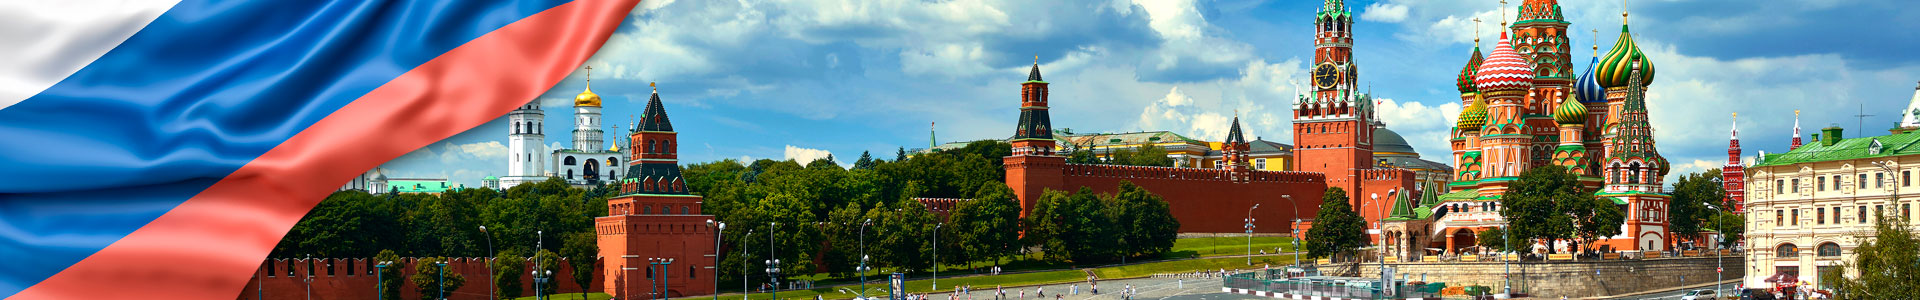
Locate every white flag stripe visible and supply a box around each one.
[0,0,183,111]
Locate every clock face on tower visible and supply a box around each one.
[1313,63,1340,89]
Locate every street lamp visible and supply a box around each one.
[376,261,393,300]
[859,219,873,300]
[304,254,313,300]
[741,229,753,300]
[934,222,943,290]
[1370,189,1396,296]
[652,258,677,300]
[708,220,725,300]
[481,225,496,300]
[436,261,449,300]
[1246,203,1260,265]
[535,230,546,300]
[1281,195,1301,268]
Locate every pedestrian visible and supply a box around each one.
[1019,290,1025,299]
[1178,278,1183,289]
[1037,286,1044,298]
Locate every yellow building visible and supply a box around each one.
[1744,124,1920,290]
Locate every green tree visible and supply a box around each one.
[1828,215,1919,299]
[1109,181,1179,258]
[1704,212,1745,248]
[1127,144,1175,167]
[853,151,876,170]
[376,250,405,300]
[494,250,525,299]
[562,232,598,299]
[1476,228,1511,253]
[1669,170,1725,248]
[1500,165,1583,254]
[1023,188,1119,264]
[411,257,466,300]
[951,183,1022,267]
[1303,187,1366,261]
[1571,196,1626,252]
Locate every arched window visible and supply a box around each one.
[566,169,574,179]
[1777,244,1799,258]
[643,205,651,214]
[646,140,655,153]
[513,121,520,134]
[564,156,577,165]
[681,206,689,214]
[663,140,673,153]
[608,157,619,166]
[1817,243,1841,257]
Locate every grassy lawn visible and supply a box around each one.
[511,292,612,300]
[1167,236,1296,258]
[726,254,1300,300]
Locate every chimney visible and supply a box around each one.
[1823,125,1844,146]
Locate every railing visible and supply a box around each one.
[1223,271,1439,299]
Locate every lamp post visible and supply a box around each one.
[376,261,393,300]
[304,254,313,300]
[859,219,873,300]
[652,258,677,300]
[1246,203,1260,265]
[1503,217,1512,296]
[436,261,448,300]
[535,230,546,300]
[1281,195,1300,268]
[934,222,942,290]
[709,220,725,300]
[1370,190,1395,296]
[481,225,496,300]
[741,229,753,300]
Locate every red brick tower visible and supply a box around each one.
[1005,59,1065,218]
[1790,110,1803,150]
[598,85,717,299]
[1224,116,1253,183]
[1723,113,1745,211]
[1296,0,1374,197]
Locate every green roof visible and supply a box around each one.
[1753,130,1920,167]
[1605,197,1627,205]
[388,179,452,193]
[1058,131,1204,148]
[1438,189,1479,201]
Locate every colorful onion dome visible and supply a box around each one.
[1473,33,1534,93]
[1596,24,1655,88]
[1554,93,1588,125]
[1574,56,1607,103]
[1456,46,1484,94]
[1457,94,1490,130]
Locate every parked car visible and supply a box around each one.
[1682,289,1718,300]
[1739,288,1776,300]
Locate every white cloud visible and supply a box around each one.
[1375,98,1462,162]
[784,145,834,163]
[1361,3,1410,23]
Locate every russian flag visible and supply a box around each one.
[0,0,641,298]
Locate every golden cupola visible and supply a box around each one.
[574,66,602,107]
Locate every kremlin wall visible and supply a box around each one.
[237,257,586,300]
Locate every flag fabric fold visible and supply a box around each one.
[0,0,642,298]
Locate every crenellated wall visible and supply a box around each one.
[236,257,588,300]
[1045,163,1328,233]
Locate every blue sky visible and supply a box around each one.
[383,0,1920,188]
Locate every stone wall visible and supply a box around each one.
[1354,256,1745,298]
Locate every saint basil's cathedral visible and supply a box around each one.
[1378,0,1678,260]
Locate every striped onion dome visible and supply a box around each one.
[1596,24,1655,88]
[1456,46,1484,94]
[1554,93,1588,124]
[1457,94,1490,130]
[1574,56,1607,103]
[1473,33,1534,93]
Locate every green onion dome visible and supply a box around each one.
[1457,94,1490,130]
[1554,93,1589,125]
[1456,46,1484,94]
[1596,24,1655,88]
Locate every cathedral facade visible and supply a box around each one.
[1379,0,1676,260]
[502,68,628,189]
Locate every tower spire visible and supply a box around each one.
[1792,110,1804,150]
[1499,0,1508,27]
[1473,17,1482,46]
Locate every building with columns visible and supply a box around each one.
[1741,82,1920,290]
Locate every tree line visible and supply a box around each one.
[275,140,1182,298]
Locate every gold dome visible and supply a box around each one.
[574,87,601,107]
